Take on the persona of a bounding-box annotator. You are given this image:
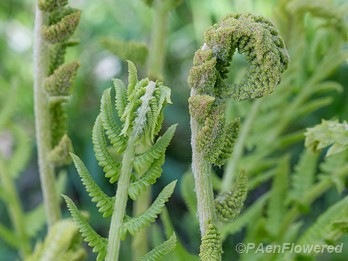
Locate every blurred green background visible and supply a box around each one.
[0,0,348,260]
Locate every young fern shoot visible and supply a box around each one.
[34,0,81,226]
[63,62,177,261]
[188,14,289,260]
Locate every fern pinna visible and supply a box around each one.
[63,62,177,261]
[188,13,289,260]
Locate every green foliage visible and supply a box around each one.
[139,233,177,261]
[26,219,86,261]
[123,181,176,237]
[63,196,107,261]
[102,38,149,65]
[305,119,348,156]
[64,62,177,260]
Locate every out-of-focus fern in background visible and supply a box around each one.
[0,0,348,260]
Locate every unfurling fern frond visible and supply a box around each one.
[65,61,177,260]
[215,170,248,223]
[123,181,176,237]
[70,154,114,218]
[63,196,107,261]
[199,221,223,261]
[188,13,289,260]
[139,233,177,261]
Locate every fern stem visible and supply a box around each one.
[106,137,136,261]
[190,88,217,235]
[147,0,169,81]
[0,160,30,258]
[34,4,61,227]
[222,99,261,192]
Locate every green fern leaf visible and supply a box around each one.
[100,88,126,153]
[126,60,138,98]
[139,233,177,261]
[128,155,165,200]
[134,124,177,174]
[297,197,348,246]
[92,115,121,184]
[113,78,128,119]
[265,156,290,237]
[63,195,107,260]
[70,154,114,217]
[287,150,318,208]
[123,181,176,237]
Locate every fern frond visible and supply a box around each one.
[139,233,177,261]
[113,78,128,119]
[123,181,176,236]
[287,150,318,208]
[215,170,248,222]
[297,197,348,246]
[70,154,114,217]
[38,0,68,11]
[92,115,121,184]
[100,88,126,153]
[199,221,222,261]
[49,101,67,147]
[41,10,81,44]
[101,38,149,65]
[133,124,177,174]
[63,195,107,260]
[128,155,165,200]
[45,61,80,97]
[126,60,138,98]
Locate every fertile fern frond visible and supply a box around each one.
[100,88,126,153]
[123,181,176,236]
[133,124,177,174]
[63,195,107,261]
[92,115,121,183]
[139,233,177,261]
[41,10,81,44]
[199,221,223,261]
[48,134,73,166]
[70,154,114,218]
[215,170,248,223]
[128,155,165,200]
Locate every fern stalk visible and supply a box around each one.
[33,4,61,227]
[0,160,30,258]
[190,88,217,235]
[106,136,136,261]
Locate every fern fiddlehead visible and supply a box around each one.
[188,13,289,259]
[34,0,81,226]
[64,62,177,261]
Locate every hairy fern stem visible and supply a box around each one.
[106,136,136,261]
[34,4,61,227]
